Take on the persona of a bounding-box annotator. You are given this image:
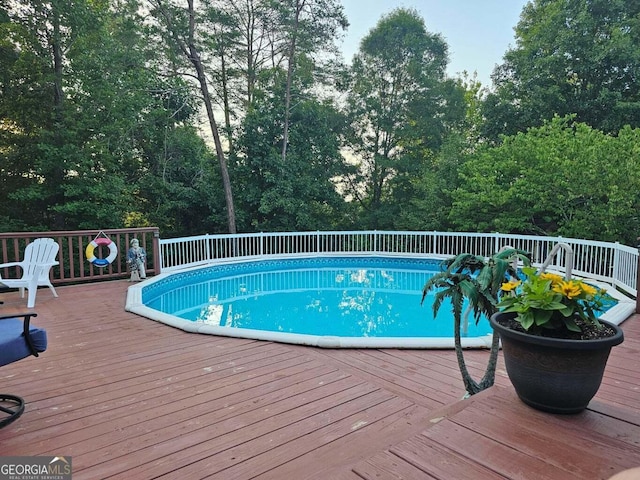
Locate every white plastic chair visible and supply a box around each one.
[0,238,60,308]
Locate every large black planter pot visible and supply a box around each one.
[490,312,624,414]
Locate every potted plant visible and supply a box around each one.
[422,248,531,396]
[492,266,623,414]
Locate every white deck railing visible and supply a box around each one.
[159,231,639,297]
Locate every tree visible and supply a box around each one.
[201,0,293,133]
[397,133,467,231]
[483,0,640,140]
[0,0,211,232]
[149,0,237,233]
[196,0,288,153]
[450,116,640,245]
[1,0,140,229]
[344,8,465,229]
[149,0,346,233]
[276,0,347,162]
[0,0,86,229]
[392,73,483,231]
[235,67,352,231]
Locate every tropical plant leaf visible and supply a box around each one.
[421,248,534,396]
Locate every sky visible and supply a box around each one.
[339,0,530,87]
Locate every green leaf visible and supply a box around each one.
[563,316,581,332]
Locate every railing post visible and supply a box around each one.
[636,238,640,314]
[611,241,620,288]
[206,234,212,263]
[153,229,162,274]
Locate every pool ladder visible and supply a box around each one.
[539,242,574,280]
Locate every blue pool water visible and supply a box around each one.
[142,257,492,339]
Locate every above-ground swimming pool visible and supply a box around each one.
[125,255,631,349]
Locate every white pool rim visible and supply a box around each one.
[125,256,636,349]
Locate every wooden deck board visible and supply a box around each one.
[374,436,504,480]
[449,397,640,477]
[200,395,414,479]
[256,404,429,480]
[0,280,639,479]
[353,449,441,480]
[419,418,588,480]
[91,383,391,478]
[16,362,343,456]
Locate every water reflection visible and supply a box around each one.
[148,262,492,338]
[194,295,226,326]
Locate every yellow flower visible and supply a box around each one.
[552,280,582,299]
[501,280,521,292]
[540,272,563,285]
[580,283,598,296]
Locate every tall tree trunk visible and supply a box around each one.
[186,0,236,233]
[219,47,234,156]
[245,0,255,108]
[152,0,236,233]
[281,0,304,163]
[52,14,64,127]
[50,4,66,229]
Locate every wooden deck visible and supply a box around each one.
[0,280,639,479]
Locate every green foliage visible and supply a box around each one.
[1,0,639,243]
[483,0,640,139]
[0,0,213,233]
[235,68,353,232]
[424,249,531,324]
[136,124,225,237]
[396,132,467,231]
[450,117,640,245]
[344,8,466,229]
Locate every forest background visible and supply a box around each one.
[1,0,639,245]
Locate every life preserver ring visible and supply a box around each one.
[86,237,118,267]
